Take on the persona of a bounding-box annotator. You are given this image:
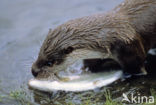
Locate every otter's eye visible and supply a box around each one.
[64,47,74,54]
[47,61,53,66]
[46,60,55,67]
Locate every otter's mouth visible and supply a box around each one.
[28,49,123,92]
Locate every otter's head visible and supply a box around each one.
[31,23,108,78]
[31,27,76,78]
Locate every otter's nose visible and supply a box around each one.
[31,68,38,77]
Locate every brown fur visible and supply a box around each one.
[32,0,156,77]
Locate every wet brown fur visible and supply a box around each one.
[32,0,156,77]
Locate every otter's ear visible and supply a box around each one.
[48,28,53,35]
[64,47,74,54]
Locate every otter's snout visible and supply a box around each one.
[31,68,38,77]
[31,63,40,77]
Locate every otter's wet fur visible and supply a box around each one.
[32,0,156,77]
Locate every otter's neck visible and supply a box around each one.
[117,0,156,48]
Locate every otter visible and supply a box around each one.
[31,0,156,78]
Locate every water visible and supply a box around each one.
[0,0,156,105]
